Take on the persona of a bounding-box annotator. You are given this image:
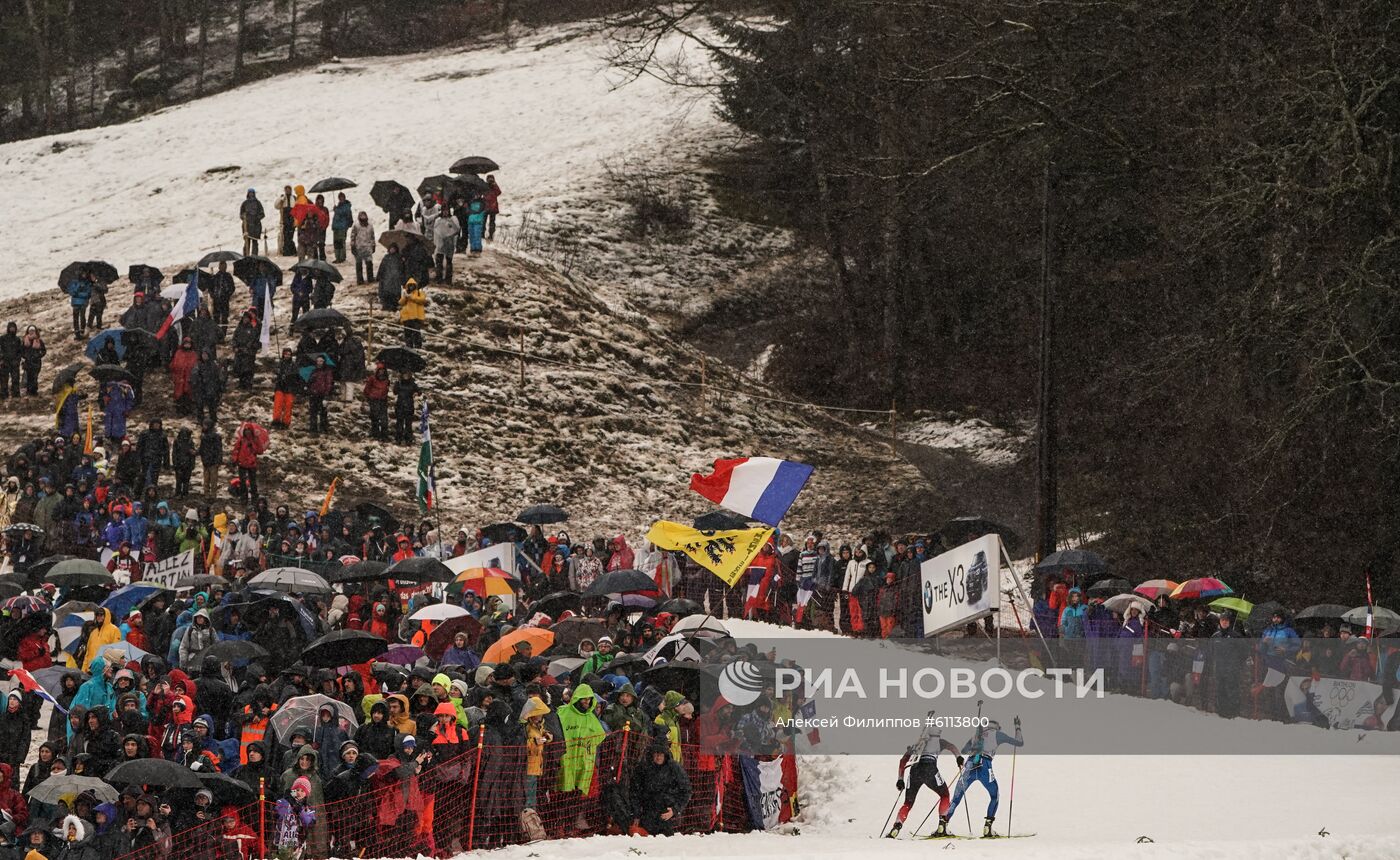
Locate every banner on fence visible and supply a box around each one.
[739,755,793,830]
[144,549,196,588]
[919,534,1001,637]
[1283,675,1400,730]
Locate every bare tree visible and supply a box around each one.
[21,0,51,134]
[234,0,248,76]
[289,0,299,62]
[196,0,209,95]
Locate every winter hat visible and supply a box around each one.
[492,663,515,681]
[433,702,456,717]
[195,789,214,804]
[400,735,416,750]
[290,777,311,797]
[339,740,359,756]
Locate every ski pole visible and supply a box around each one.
[1007,741,1018,837]
[878,789,902,838]
[966,699,983,835]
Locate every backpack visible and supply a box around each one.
[519,808,547,842]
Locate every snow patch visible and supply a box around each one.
[897,413,1029,467]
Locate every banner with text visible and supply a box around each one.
[145,550,197,589]
[919,534,1001,637]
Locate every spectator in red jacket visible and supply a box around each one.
[307,355,336,435]
[483,175,502,240]
[363,364,390,440]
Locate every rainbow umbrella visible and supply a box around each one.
[1170,577,1233,600]
[448,566,519,598]
[1209,597,1254,617]
[1134,579,1179,600]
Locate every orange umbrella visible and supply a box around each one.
[483,627,554,663]
[448,566,519,598]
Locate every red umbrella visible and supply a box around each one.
[424,614,484,661]
[237,422,269,455]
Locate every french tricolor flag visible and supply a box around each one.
[9,667,67,714]
[689,457,814,527]
[156,279,200,340]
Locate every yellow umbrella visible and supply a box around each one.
[483,627,554,663]
[448,566,519,598]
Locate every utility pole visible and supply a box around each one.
[1035,161,1058,562]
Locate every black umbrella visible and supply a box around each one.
[89,364,136,385]
[370,180,414,214]
[233,255,284,287]
[1087,578,1130,598]
[309,177,357,193]
[384,556,455,584]
[29,556,74,580]
[375,346,425,373]
[107,758,203,789]
[517,504,569,525]
[548,616,608,653]
[47,558,111,588]
[193,771,257,806]
[198,250,243,267]
[639,663,710,702]
[195,639,269,664]
[127,264,164,287]
[939,516,1020,555]
[657,597,703,617]
[174,268,212,285]
[58,260,118,288]
[449,156,500,175]
[292,259,344,283]
[52,363,84,394]
[1294,603,1350,624]
[0,582,23,600]
[302,629,389,668]
[326,559,388,584]
[583,569,657,597]
[354,502,400,532]
[417,174,462,198]
[480,522,527,544]
[1033,548,1109,580]
[531,591,583,619]
[454,174,489,194]
[378,228,434,253]
[292,308,352,333]
[2,523,42,538]
[693,511,753,531]
[173,574,230,590]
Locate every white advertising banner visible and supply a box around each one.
[919,534,1001,637]
[431,542,519,608]
[1283,675,1400,730]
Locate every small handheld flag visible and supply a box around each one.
[689,457,814,527]
[9,667,67,714]
[155,279,200,340]
[417,402,435,514]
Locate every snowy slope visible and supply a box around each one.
[0,22,741,309]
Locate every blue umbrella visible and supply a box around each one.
[102,583,173,621]
[297,353,337,383]
[85,329,126,361]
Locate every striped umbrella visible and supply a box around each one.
[1,594,50,618]
[1170,578,1233,600]
[1134,579,1180,600]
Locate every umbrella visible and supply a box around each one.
[195,639,270,664]
[939,516,1020,554]
[233,255,284,287]
[308,177,357,193]
[582,569,658,597]
[52,363,84,394]
[604,654,649,676]
[639,663,708,702]
[1342,606,1400,632]
[53,600,102,618]
[379,227,434,254]
[95,640,151,664]
[234,422,270,455]
[58,260,118,288]
[657,597,703,617]
[291,307,351,332]
[127,264,164,287]
[454,173,489,194]
[1209,597,1254,617]
[409,603,470,622]
[86,329,127,361]
[159,284,189,302]
[374,346,426,374]
[107,757,203,789]
[385,556,455,584]
[1103,593,1154,616]
[327,560,389,584]
[89,364,136,385]
[0,582,22,600]
[483,627,554,663]
[424,614,484,661]
[1033,548,1109,580]
[376,645,425,666]
[1294,604,1350,624]
[293,259,344,283]
[269,694,360,743]
[1133,579,1180,600]
[27,775,118,805]
[692,511,753,532]
[1170,578,1233,600]
[173,574,230,590]
[47,558,113,588]
[669,614,730,637]
[609,593,657,609]
[1087,578,1130,598]
[516,504,569,525]
[3,522,43,537]
[1,594,49,618]
[480,523,527,544]
[193,771,257,806]
[29,555,74,578]
[447,566,519,598]
[530,592,583,619]
[547,656,584,679]
[449,156,499,175]
[33,666,87,697]
[173,268,211,285]
[198,250,243,267]
[370,180,414,214]
[354,501,399,531]
[101,583,172,620]
[212,593,315,639]
[248,567,332,594]
[302,629,389,668]
[417,174,463,198]
[643,632,716,665]
[297,353,337,383]
[547,617,607,652]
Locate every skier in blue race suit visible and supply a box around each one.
[937,716,1023,838]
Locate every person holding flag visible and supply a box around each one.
[155,278,201,342]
